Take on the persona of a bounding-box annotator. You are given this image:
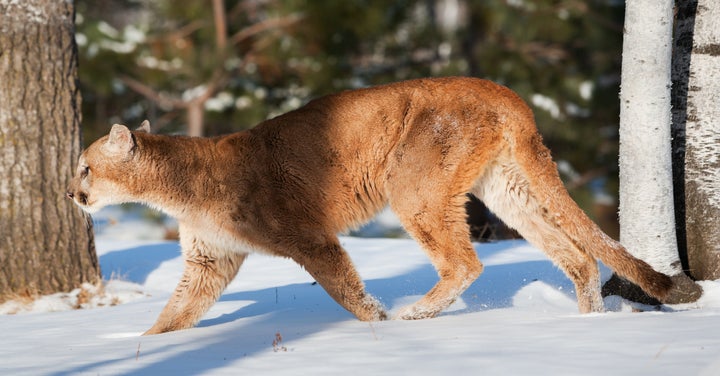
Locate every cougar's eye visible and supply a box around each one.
[80,165,90,178]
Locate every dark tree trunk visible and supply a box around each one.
[0,0,100,302]
[670,0,698,276]
[466,196,520,242]
[681,0,720,280]
[670,0,720,281]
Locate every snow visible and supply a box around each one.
[579,80,594,101]
[2,208,720,375]
[531,93,563,120]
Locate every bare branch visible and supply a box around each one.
[145,20,206,44]
[119,75,185,110]
[229,13,303,46]
[213,0,227,51]
[187,69,229,106]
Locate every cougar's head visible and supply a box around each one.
[66,121,151,213]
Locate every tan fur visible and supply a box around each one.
[67,77,673,334]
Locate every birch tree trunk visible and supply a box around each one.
[609,0,702,304]
[617,0,681,276]
[683,0,720,280]
[0,0,100,302]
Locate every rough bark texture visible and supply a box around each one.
[683,0,720,280]
[0,0,100,302]
[617,0,681,276]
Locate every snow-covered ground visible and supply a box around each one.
[2,207,720,375]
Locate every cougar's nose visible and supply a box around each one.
[66,191,74,200]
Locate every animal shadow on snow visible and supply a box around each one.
[199,244,577,328]
[54,242,576,376]
[99,243,180,283]
[98,240,577,327]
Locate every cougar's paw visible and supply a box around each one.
[142,321,188,335]
[359,295,388,321]
[394,304,439,320]
[142,327,164,336]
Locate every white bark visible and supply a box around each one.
[684,0,720,280]
[686,2,720,207]
[618,0,681,275]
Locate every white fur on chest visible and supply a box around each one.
[178,214,269,257]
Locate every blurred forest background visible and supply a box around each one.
[75,0,625,238]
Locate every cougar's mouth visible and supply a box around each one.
[66,191,90,208]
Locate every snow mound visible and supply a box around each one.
[0,280,147,315]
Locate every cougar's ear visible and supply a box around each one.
[136,120,151,133]
[104,124,136,157]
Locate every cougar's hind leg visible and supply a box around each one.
[288,235,387,321]
[144,237,247,335]
[472,155,603,313]
[389,187,484,320]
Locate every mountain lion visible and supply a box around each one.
[67,77,687,335]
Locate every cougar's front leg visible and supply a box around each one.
[290,237,387,322]
[144,237,247,335]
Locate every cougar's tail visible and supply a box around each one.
[521,132,673,300]
[473,124,673,302]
